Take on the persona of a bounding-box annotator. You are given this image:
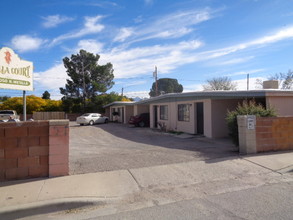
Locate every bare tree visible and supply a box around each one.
[269,70,293,89]
[202,77,237,91]
[255,70,293,90]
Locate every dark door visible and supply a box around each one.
[121,107,125,123]
[196,102,204,134]
[153,106,158,128]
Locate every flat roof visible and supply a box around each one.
[103,90,293,107]
[103,101,135,108]
[136,90,293,105]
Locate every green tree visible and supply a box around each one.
[60,49,115,112]
[203,77,237,91]
[42,91,51,100]
[149,78,183,97]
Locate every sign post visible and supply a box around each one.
[23,91,26,121]
[0,47,33,121]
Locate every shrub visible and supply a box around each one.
[226,100,276,146]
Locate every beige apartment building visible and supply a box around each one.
[104,90,293,138]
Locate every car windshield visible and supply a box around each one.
[82,113,91,116]
[0,110,14,114]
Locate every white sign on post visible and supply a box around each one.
[247,115,256,130]
[0,47,33,91]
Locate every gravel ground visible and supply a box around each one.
[69,122,238,175]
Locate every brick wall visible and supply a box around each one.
[238,116,293,154]
[0,120,69,181]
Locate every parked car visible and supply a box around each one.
[76,113,109,126]
[0,110,19,121]
[129,113,150,127]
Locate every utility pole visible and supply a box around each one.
[153,66,158,96]
[247,73,249,90]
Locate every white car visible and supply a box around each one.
[76,113,109,126]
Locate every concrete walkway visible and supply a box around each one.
[0,151,292,217]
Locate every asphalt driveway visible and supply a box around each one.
[69,122,238,175]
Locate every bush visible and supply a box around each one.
[226,100,276,146]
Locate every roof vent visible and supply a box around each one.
[263,80,279,89]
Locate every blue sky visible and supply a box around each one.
[1,0,293,99]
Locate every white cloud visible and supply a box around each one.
[202,26,293,60]
[116,80,147,87]
[126,80,147,87]
[134,15,143,23]
[249,26,293,45]
[88,1,118,8]
[124,90,149,99]
[144,0,153,6]
[165,26,293,67]
[50,15,104,46]
[11,35,45,52]
[216,56,254,66]
[76,39,104,53]
[34,64,68,99]
[225,69,265,77]
[183,77,267,92]
[235,77,266,90]
[42,15,74,28]
[100,27,293,79]
[100,40,203,78]
[119,8,213,44]
[183,83,204,92]
[153,27,193,39]
[114,27,134,42]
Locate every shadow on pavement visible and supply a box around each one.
[0,200,103,220]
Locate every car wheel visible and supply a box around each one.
[80,124,84,126]
[89,120,94,126]
[139,121,145,127]
[104,119,108,124]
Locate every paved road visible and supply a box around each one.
[69,122,238,174]
[90,181,293,220]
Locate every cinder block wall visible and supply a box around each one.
[238,116,293,154]
[256,117,293,152]
[0,120,69,181]
[48,120,69,177]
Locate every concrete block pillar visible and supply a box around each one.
[48,120,69,177]
[237,115,257,154]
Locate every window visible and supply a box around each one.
[178,104,190,122]
[160,105,168,120]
